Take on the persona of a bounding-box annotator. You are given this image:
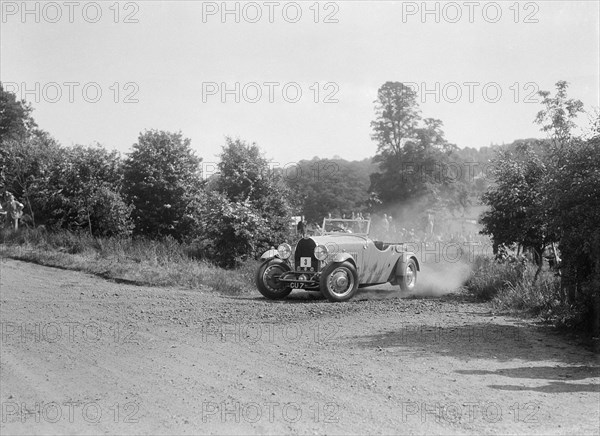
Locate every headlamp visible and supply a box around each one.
[314,244,328,261]
[277,243,292,259]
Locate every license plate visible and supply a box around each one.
[299,257,311,268]
[290,282,305,289]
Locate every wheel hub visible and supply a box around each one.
[334,273,348,288]
[329,269,353,295]
[264,265,284,291]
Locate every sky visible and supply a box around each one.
[1,1,599,166]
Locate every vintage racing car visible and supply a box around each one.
[256,218,419,302]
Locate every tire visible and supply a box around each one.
[319,261,359,302]
[398,258,418,292]
[256,258,293,300]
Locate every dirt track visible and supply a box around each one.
[0,259,598,435]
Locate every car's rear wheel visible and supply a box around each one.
[256,259,292,300]
[398,258,418,292]
[320,261,359,302]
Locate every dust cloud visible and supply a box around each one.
[371,194,489,297]
[416,260,472,297]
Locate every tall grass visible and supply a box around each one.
[465,254,575,325]
[465,255,528,301]
[0,228,258,295]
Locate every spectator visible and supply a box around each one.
[2,192,24,231]
[296,216,306,237]
[388,215,397,239]
[382,214,390,239]
[426,212,435,238]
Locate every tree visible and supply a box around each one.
[196,191,269,268]
[284,157,374,223]
[536,83,599,332]
[0,82,38,145]
[1,134,62,227]
[51,145,133,236]
[480,143,551,269]
[191,138,293,267]
[371,82,421,157]
[123,130,203,239]
[216,137,271,203]
[3,140,133,235]
[1,84,55,214]
[548,136,600,333]
[481,81,586,284]
[535,80,584,153]
[215,138,292,245]
[369,82,461,219]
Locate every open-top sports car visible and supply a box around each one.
[256,218,420,302]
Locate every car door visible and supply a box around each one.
[359,242,402,284]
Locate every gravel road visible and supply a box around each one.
[1,259,598,435]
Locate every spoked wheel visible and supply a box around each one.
[256,259,292,300]
[398,258,418,292]
[319,261,359,302]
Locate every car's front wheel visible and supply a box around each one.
[256,258,292,300]
[398,258,418,292]
[319,261,359,302]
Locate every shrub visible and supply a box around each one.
[197,191,270,268]
[465,254,584,328]
[465,255,527,301]
[123,130,203,239]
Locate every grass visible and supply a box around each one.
[0,228,259,295]
[465,255,528,301]
[464,254,584,329]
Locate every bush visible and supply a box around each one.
[465,255,527,301]
[465,254,584,328]
[123,130,203,239]
[549,137,600,335]
[88,187,134,237]
[196,191,270,268]
[494,269,562,313]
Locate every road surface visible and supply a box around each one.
[1,259,598,434]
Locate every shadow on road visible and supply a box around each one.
[456,365,600,381]
[353,321,598,365]
[487,381,599,393]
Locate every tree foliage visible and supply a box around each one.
[123,130,203,239]
[198,138,293,266]
[480,143,551,259]
[1,84,133,235]
[284,157,375,223]
[369,82,467,219]
[548,136,600,331]
[535,80,585,150]
[482,81,584,259]
[481,81,600,332]
[50,145,133,236]
[371,82,421,156]
[2,139,133,235]
[1,135,61,226]
[0,82,38,145]
[196,191,270,268]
